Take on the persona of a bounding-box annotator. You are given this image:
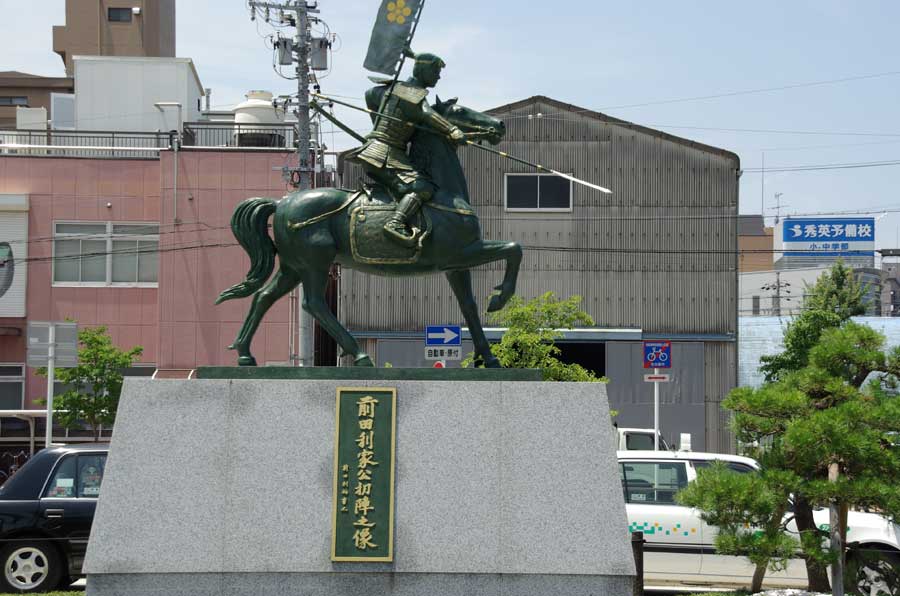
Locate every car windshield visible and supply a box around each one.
[692,460,757,474]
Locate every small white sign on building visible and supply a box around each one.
[424,346,462,361]
[643,373,670,383]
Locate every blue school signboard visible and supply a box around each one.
[782,218,875,257]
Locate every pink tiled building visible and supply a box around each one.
[0,147,302,413]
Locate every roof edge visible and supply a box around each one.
[72,56,204,95]
[488,95,740,165]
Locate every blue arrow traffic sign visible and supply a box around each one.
[425,325,461,346]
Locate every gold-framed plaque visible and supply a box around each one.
[331,387,397,562]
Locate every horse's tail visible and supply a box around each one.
[215,197,277,304]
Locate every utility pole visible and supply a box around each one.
[761,273,790,317]
[774,270,781,317]
[760,151,765,222]
[768,192,787,225]
[248,0,317,188]
[248,0,318,366]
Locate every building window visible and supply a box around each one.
[751,295,760,315]
[108,7,133,22]
[0,97,28,107]
[53,222,159,286]
[505,173,572,212]
[0,365,25,409]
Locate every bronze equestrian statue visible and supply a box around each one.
[216,84,521,367]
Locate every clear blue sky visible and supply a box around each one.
[4,0,900,246]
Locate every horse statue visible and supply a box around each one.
[216,98,522,367]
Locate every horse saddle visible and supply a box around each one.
[350,188,431,265]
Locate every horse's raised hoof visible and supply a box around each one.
[237,355,258,367]
[487,292,504,313]
[354,354,375,367]
[487,285,511,312]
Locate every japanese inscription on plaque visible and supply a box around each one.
[332,387,396,561]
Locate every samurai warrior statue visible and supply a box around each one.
[346,49,467,246]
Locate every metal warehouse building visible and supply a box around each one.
[340,96,740,452]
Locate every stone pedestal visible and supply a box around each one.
[85,375,635,595]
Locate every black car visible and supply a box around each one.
[0,443,108,592]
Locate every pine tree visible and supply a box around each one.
[680,262,900,593]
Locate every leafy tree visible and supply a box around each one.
[37,326,143,442]
[759,260,866,382]
[465,292,607,383]
[681,263,900,593]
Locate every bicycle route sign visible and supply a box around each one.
[642,340,671,369]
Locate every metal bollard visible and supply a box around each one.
[631,531,644,596]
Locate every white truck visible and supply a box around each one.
[616,426,670,451]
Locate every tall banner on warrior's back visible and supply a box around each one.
[363,0,424,75]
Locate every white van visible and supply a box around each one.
[619,450,900,594]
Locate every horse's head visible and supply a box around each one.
[434,96,506,145]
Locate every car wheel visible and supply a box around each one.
[847,549,900,596]
[0,541,63,593]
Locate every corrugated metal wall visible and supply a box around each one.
[340,98,738,334]
[340,96,738,451]
[606,341,706,448]
[704,342,736,452]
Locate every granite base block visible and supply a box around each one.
[194,366,543,381]
[88,573,634,596]
[85,378,633,595]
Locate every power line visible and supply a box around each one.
[501,70,900,119]
[752,139,900,153]
[742,159,900,173]
[11,236,883,268]
[1,204,896,254]
[0,221,228,251]
[519,246,874,256]
[323,120,900,144]
[524,117,900,139]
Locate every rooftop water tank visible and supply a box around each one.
[233,90,286,147]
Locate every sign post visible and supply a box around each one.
[45,324,55,449]
[26,322,78,448]
[642,341,672,450]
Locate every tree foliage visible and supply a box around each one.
[678,464,799,592]
[759,260,866,382]
[681,262,900,593]
[467,292,607,382]
[37,326,143,442]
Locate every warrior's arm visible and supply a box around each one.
[410,101,463,139]
[364,87,385,125]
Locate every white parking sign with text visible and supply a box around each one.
[424,346,462,361]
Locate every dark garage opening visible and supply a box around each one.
[555,342,605,377]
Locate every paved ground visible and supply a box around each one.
[645,588,730,595]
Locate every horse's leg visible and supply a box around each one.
[300,267,374,367]
[229,266,300,366]
[445,269,501,368]
[450,240,522,312]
